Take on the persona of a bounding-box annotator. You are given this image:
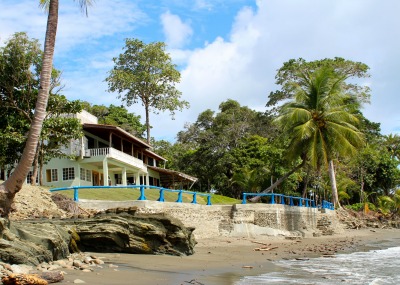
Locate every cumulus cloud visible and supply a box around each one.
[160,0,400,141]
[2,0,400,141]
[161,11,193,48]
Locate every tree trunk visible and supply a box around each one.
[30,143,41,186]
[328,160,340,208]
[360,167,364,204]
[249,159,306,202]
[301,168,310,198]
[145,102,150,144]
[39,147,44,186]
[0,0,58,217]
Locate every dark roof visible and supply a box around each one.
[144,149,167,162]
[83,123,151,149]
[148,166,198,188]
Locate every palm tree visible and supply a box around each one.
[275,66,364,207]
[0,0,92,216]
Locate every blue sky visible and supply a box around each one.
[1,0,400,142]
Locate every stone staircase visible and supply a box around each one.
[313,212,336,236]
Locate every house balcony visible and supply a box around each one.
[84,147,145,170]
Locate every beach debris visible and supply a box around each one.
[184,279,204,285]
[249,240,272,246]
[254,246,278,251]
[295,258,309,261]
[322,254,336,258]
[285,236,302,240]
[242,266,253,269]
[73,279,86,284]
[1,273,48,285]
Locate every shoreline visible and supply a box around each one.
[58,228,400,285]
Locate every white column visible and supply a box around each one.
[122,167,127,185]
[145,173,149,186]
[103,158,109,186]
[136,172,140,185]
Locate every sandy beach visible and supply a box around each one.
[57,228,400,285]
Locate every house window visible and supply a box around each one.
[86,169,92,182]
[27,171,39,184]
[80,168,85,180]
[46,169,58,182]
[147,157,154,166]
[63,167,75,181]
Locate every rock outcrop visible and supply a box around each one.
[0,211,196,266]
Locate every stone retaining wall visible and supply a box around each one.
[78,200,341,239]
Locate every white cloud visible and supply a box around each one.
[156,0,400,141]
[2,0,400,141]
[161,11,193,48]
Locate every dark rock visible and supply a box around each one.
[0,212,196,266]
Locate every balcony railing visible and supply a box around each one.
[85,147,144,169]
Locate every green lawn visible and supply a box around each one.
[53,187,241,205]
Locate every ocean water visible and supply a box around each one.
[236,246,400,285]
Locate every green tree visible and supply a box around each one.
[105,39,189,144]
[0,33,81,186]
[31,95,83,185]
[384,134,400,160]
[174,100,280,197]
[0,32,42,168]
[263,58,370,207]
[0,0,93,216]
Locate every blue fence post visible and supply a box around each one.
[158,188,165,202]
[207,195,212,205]
[305,199,309,207]
[176,190,183,203]
[290,196,294,206]
[242,193,247,204]
[271,194,275,204]
[299,198,303,207]
[281,195,285,205]
[138,185,146,200]
[312,200,316,208]
[191,192,197,204]
[73,186,79,201]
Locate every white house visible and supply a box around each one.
[4,110,197,189]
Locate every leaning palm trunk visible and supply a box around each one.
[0,0,58,216]
[30,142,41,186]
[249,159,306,202]
[328,160,340,208]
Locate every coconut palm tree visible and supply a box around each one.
[0,0,93,216]
[275,66,364,207]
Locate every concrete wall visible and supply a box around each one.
[79,200,339,239]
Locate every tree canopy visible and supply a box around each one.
[105,38,189,144]
[265,58,371,206]
[0,32,83,184]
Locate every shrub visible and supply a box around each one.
[345,202,376,212]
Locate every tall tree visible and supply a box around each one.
[0,0,93,217]
[263,58,370,207]
[105,39,189,144]
[0,32,42,168]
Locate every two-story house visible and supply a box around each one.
[26,110,197,189]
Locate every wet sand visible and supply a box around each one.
[59,228,400,285]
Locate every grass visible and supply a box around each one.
[53,187,241,205]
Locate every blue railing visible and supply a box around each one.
[241,192,334,210]
[50,185,212,205]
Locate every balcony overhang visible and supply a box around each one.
[148,166,198,189]
[83,124,151,149]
